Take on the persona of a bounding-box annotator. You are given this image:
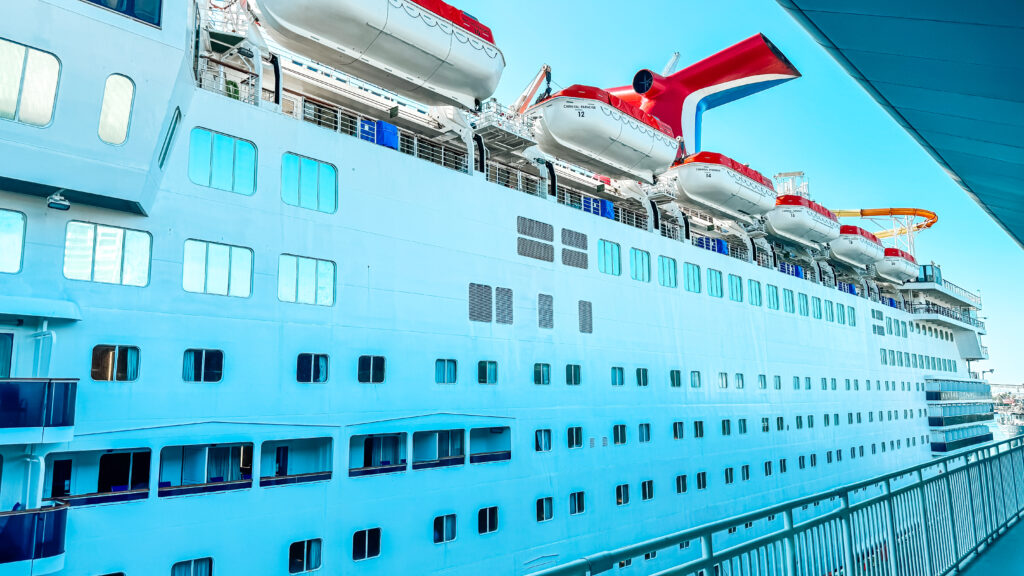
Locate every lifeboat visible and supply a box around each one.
[527,85,679,183]
[830,225,884,268]
[671,152,776,221]
[764,195,840,248]
[251,0,505,110]
[876,248,918,284]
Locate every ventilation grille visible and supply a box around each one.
[517,217,554,241]
[518,238,554,262]
[562,228,587,249]
[579,300,593,333]
[495,287,514,325]
[469,283,493,322]
[562,249,588,269]
[538,294,553,329]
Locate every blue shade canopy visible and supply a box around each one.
[777,0,1024,249]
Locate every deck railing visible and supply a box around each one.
[909,303,986,330]
[529,435,1024,576]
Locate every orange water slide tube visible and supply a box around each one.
[831,208,937,239]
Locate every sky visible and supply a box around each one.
[464,0,1024,383]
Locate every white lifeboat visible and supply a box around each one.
[764,195,840,248]
[671,152,776,221]
[251,0,505,110]
[527,85,679,184]
[876,248,918,284]
[831,225,885,268]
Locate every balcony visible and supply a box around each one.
[911,266,982,309]
[0,379,77,445]
[0,504,68,572]
[932,433,994,453]
[928,413,995,427]
[909,303,986,331]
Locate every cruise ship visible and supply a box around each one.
[0,1,995,575]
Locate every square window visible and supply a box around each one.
[569,491,585,515]
[435,359,457,384]
[477,506,498,534]
[478,361,497,384]
[92,345,140,382]
[433,514,456,544]
[358,355,385,383]
[536,497,553,522]
[296,353,328,383]
[353,528,381,561]
[289,538,322,573]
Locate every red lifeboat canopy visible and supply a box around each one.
[537,85,675,137]
[884,247,917,264]
[775,195,838,222]
[682,152,774,190]
[839,225,882,246]
[409,0,495,43]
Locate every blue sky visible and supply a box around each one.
[466,0,1024,383]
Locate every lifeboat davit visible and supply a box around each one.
[831,225,885,268]
[764,195,840,248]
[876,248,918,284]
[527,85,679,183]
[251,0,505,109]
[672,152,776,221]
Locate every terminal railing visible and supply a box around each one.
[529,435,1024,576]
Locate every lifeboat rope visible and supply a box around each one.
[832,208,937,239]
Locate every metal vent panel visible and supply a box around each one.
[561,228,588,250]
[469,283,493,323]
[579,300,593,333]
[496,287,514,325]
[518,238,554,262]
[517,217,554,241]
[562,249,588,269]
[538,294,553,329]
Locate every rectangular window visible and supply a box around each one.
[636,368,648,387]
[610,366,624,386]
[658,256,677,288]
[739,419,747,434]
[694,421,704,438]
[639,423,651,443]
[534,429,551,452]
[171,558,213,576]
[278,254,335,306]
[721,419,731,435]
[825,301,835,322]
[85,0,162,26]
[534,363,550,385]
[697,472,707,490]
[793,376,800,390]
[675,474,687,493]
[289,539,322,573]
[598,240,621,276]
[673,422,684,439]
[63,222,151,287]
[613,424,627,445]
[684,262,701,293]
[567,426,582,449]
[183,349,223,382]
[91,345,140,381]
[725,468,734,484]
[630,248,651,282]
[798,293,809,316]
[477,361,497,384]
[0,209,26,274]
[690,371,701,388]
[282,152,337,213]
[812,297,822,319]
[669,369,682,388]
[432,515,456,544]
[641,480,653,500]
[477,507,498,534]
[748,279,762,306]
[293,353,329,383]
[0,38,60,126]
[536,497,553,522]
[836,304,846,325]
[183,239,252,298]
[718,372,728,389]
[188,128,256,195]
[435,359,457,384]
[735,373,745,389]
[353,528,381,561]
[728,274,743,302]
[766,285,780,310]
[782,289,795,313]
[358,355,386,383]
[98,74,134,145]
[758,374,767,389]
[773,375,782,390]
[569,491,585,515]
[616,484,630,506]
[708,269,724,298]
[742,465,750,481]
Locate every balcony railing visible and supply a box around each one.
[0,379,77,429]
[928,413,995,427]
[0,503,68,564]
[909,303,986,329]
[932,433,994,453]
[529,434,1024,576]
[469,450,511,464]
[348,462,407,478]
[157,477,252,497]
[259,471,332,487]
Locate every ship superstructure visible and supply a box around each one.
[0,1,993,574]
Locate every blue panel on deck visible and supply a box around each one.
[375,121,399,150]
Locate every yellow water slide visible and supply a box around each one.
[832,208,937,239]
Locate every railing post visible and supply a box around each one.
[883,479,900,576]
[915,470,935,576]
[839,493,855,576]
[941,461,960,572]
[782,509,797,576]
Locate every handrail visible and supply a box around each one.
[909,303,986,329]
[529,435,1023,576]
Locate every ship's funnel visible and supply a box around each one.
[608,34,800,154]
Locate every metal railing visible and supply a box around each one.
[980,345,989,357]
[0,379,77,428]
[941,279,982,308]
[909,303,986,330]
[530,435,1024,576]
